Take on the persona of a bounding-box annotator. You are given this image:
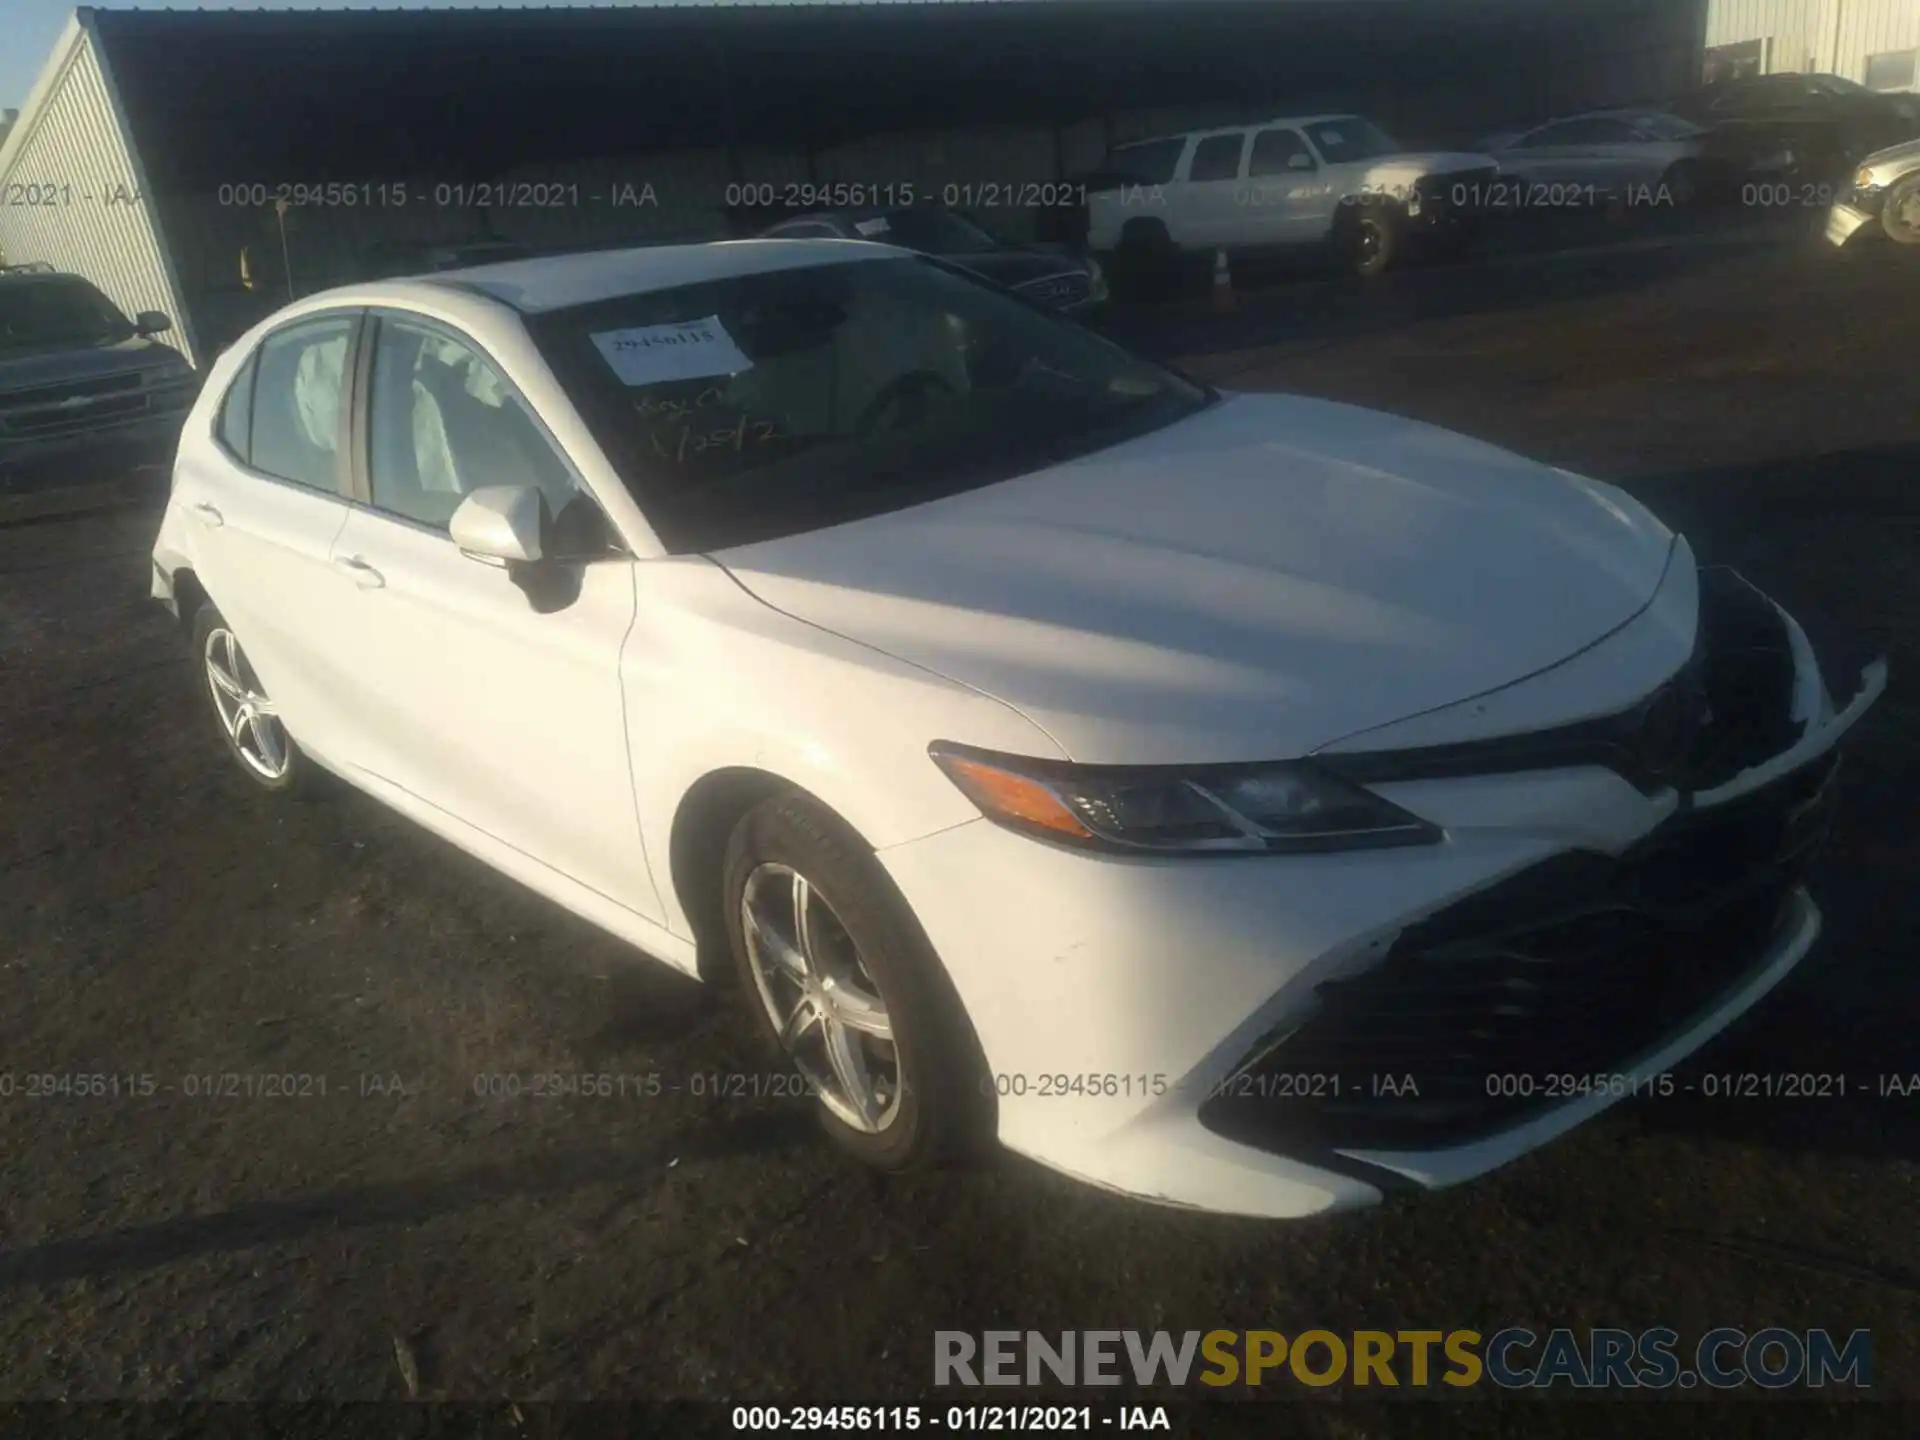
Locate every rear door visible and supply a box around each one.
[1182,131,1253,248]
[324,307,662,920]
[169,310,366,765]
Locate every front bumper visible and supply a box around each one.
[0,407,189,487]
[878,575,1885,1218]
[1826,199,1878,248]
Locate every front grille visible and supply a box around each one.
[1199,750,1842,1154]
[1016,272,1093,308]
[2,391,152,437]
[0,370,145,410]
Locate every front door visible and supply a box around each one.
[326,309,663,920]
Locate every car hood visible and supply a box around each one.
[716,392,1677,765]
[1357,152,1497,185]
[1860,134,1920,175]
[0,334,185,393]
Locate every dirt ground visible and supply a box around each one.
[1,222,1915,1434]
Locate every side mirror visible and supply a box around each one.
[450,485,548,565]
[136,310,172,336]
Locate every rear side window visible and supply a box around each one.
[248,316,354,491]
[215,354,256,463]
[1188,134,1247,182]
[1105,138,1187,186]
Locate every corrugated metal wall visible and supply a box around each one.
[1706,0,1920,81]
[0,22,196,363]
[1707,0,1821,67]
[1831,0,1920,84]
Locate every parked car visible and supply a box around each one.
[1671,72,1920,185]
[1478,109,1720,207]
[1,267,198,484]
[1823,136,1920,249]
[759,207,1107,320]
[1086,114,1499,279]
[150,240,1884,1219]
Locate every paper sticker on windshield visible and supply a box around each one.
[853,217,891,237]
[1318,129,1345,145]
[590,317,752,386]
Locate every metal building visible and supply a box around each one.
[1705,0,1920,89]
[2,1,1709,368]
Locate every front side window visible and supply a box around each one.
[0,277,135,353]
[1188,134,1247,182]
[248,316,354,490]
[526,255,1211,553]
[1303,118,1401,164]
[366,315,585,531]
[1249,128,1315,176]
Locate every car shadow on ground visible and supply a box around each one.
[0,1110,815,1291]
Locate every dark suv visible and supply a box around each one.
[1673,72,1920,184]
[0,267,200,487]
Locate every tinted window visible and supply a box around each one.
[216,354,256,463]
[1188,134,1246,182]
[249,316,354,490]
[366,315,584,531]
[1104,138,1187,185]
[525,256,1210,553]
[1248,128,1314,176]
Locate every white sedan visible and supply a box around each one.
[150,239,1885,1218]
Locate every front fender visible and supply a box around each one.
[622,556,1065,939]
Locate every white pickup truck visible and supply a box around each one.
[1086,114,1500,278]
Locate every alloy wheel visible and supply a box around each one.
[1888,186,1920,243]
[740,862,901,1133]
[203,626,290,781]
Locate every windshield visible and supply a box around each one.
[527,255,1212,552]
[856,208,1001,255]
[1303,117,1402,164]
[1627,112,1705,140]
[0,277,135,351]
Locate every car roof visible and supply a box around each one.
[1113,113,1361,148]
[408,237,896,313]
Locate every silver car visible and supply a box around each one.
[1825,137,1920,250]
[1480,110,1711,207]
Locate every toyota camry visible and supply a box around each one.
[149,239,1885,1218]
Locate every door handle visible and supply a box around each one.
[333,555,386,589]
[190,502,224,528]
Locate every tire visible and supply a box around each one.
[1882,174,1920,244]
[190,602,318,795]
[722,790,994,1172]
[1348,201,1403,277]
[1112,218,1178,299]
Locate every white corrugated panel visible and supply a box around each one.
[1706,0,1822,69]
[0,16,196,363]
[1832,0,1920,85]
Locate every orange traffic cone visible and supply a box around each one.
[1211,248,1236,313]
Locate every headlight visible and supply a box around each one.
[928,743,1442,854]
[1084,256,1108,301]
[1855,168,1878,191]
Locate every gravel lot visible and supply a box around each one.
[1,223,1914,1432]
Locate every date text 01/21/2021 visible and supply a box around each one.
[731,1405,1173,1432]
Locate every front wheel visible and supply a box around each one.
[1882,174,1920,244]
[722,791,994,1171]
[1348,203,1403,277]
[191,603,318,795]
